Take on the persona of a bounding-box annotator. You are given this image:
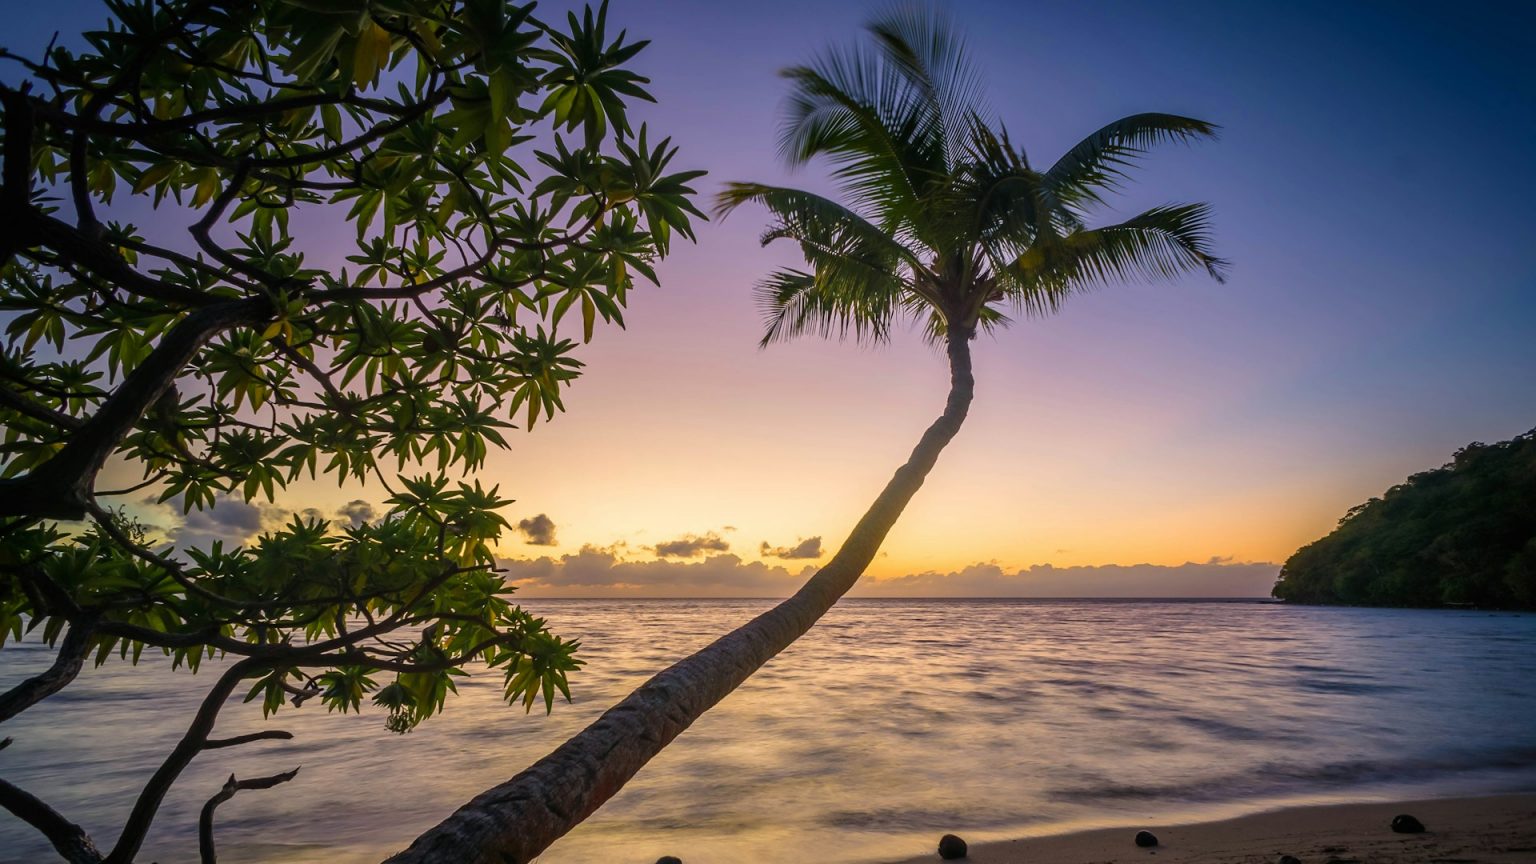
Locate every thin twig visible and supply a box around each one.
[202,730,293,750]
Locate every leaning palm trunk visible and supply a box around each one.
[393,3,1226,857]
[385,334,974,864]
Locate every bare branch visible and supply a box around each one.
[31,88,386,135]
[106,657,264,864]
[0,615,96,724]
[69,126,98,233]
[116,235,257,291]
[95,473,168,497]
[28,211,223,306]
[0,84,37,268]
[187,161,283,288]
[0,382,83,430]
[197,767,300,864]
[202,730,294,750]
[0,776,103,864]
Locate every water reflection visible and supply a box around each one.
[2,600,1534,863]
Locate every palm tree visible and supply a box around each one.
[387,7,1225,862]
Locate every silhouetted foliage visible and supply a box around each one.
[0,0,702,860]
[1272,428,1536,609]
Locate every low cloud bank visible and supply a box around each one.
[501,550,1279,598]
[501,547,808,597]
[854,561,1280,598]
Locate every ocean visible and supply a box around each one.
[3,599,1534,863]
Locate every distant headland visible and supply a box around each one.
[1273,427,1536,609]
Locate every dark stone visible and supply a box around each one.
[1134,830,1159,848]
[1279,856,1302,864]
[1390,814,1426,834]
[937,833,968,860]
[655,858,682,864]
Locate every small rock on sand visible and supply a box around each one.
[655,857,682,864]
[1135,830,1159,848]
[1391,814,1426,834]
[938,833,968,859]
[1278,856,1302,864]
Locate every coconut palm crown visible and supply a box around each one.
[716,4,1227,349]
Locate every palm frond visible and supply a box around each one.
[716,182,933,326]
[715,182,926,272]
[779,59,936,196]
[1044,113,1218,210]
[961,120,1049,256]
[754,266,906,347]
[777,28,955,240]
[867,2,987,170]
[999,202,1228,317]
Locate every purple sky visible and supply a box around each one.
[6,1,1535,596]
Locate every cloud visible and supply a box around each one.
[337,499,377,528]
[497,552,1279,599]
[515,513,558,546]
[501,548,810,597]
[164,495,284,550]
[652,532,730,558]
[760,536,824,560]
[855,561,1281,598]
[151,496,382,550]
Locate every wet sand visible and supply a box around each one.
[884,794,1536,864]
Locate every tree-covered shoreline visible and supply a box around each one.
[1273,428,1536,610]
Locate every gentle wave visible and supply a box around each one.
[2,599,1534,863]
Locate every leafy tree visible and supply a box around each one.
[388,7,1225,863]
[1273,428,1536,608]
[0,0,702,861]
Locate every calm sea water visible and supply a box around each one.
[2,599,1535,863]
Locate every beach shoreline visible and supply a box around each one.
[881,793,1536,863]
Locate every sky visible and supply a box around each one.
[6,1,1536,597]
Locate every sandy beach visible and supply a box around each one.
[884,794,1536,864]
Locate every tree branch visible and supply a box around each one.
[187,160,285,288]
[28,212,222,307]
[197,767,300,864]
[0,381,83,430]
[318,206,609,302]
[24,88,407,138]
[0,777,103,864]
[69,126,98,233]
[0,615,96,724]
[246,88,450,170]
[0,296,272,519]
[202,730,293,750]
[105,657,264,864]
[0,84,38,268]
